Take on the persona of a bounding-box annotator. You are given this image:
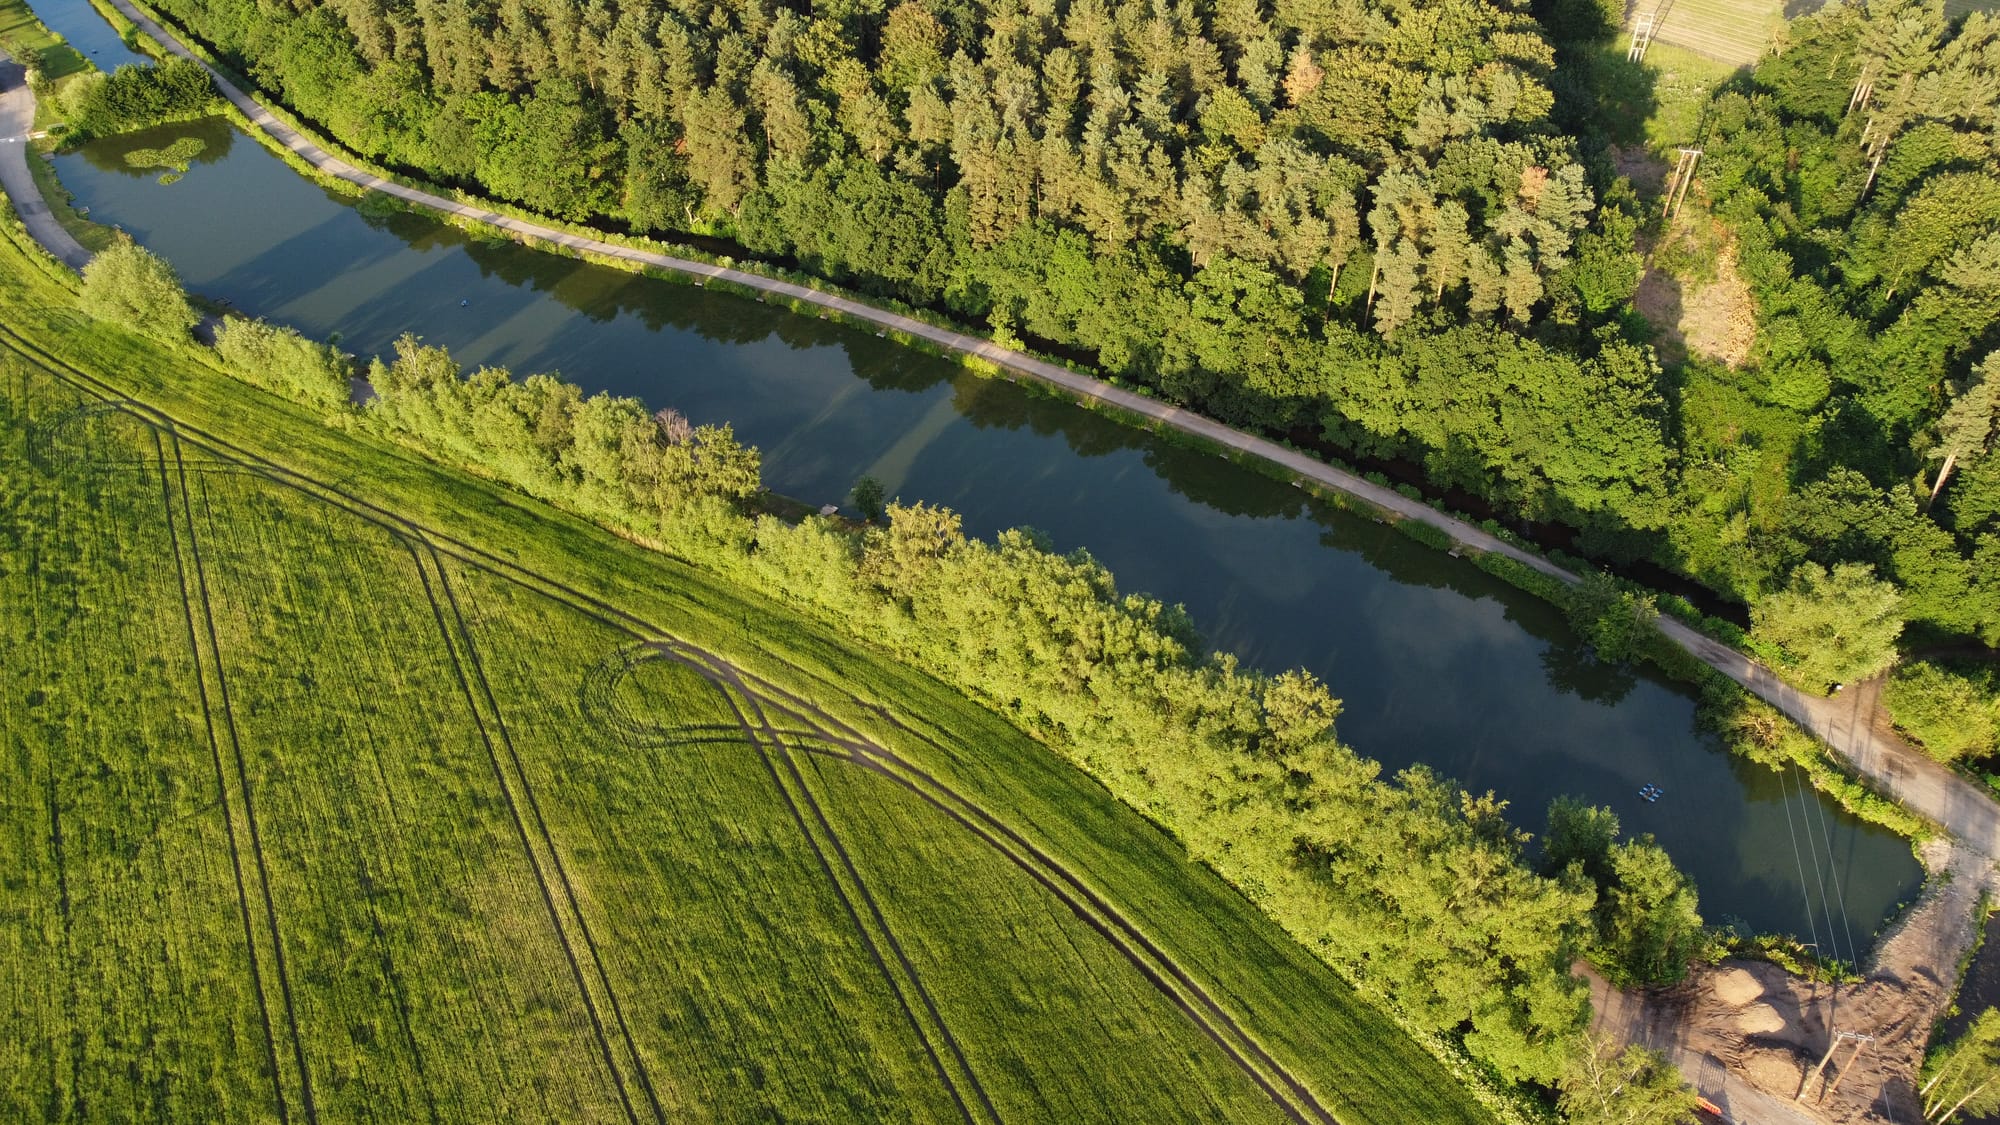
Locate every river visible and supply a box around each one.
[27,0,1925,948]
[39,0,149,68]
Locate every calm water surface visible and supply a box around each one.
[34,0,150,69]
[49,111,1924,946]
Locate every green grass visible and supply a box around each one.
[0,0,88,80]
[1638,43,1741,150]
[1586,40,1741,155]
[0,223,1496,1121]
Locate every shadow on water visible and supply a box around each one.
[48,114,1927,944]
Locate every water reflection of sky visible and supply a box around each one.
[52,117,1924,948]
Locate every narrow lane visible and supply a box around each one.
[0,52,89,270]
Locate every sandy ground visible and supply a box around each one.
[1592,840,1998,1124]
[1634,236,1757,369]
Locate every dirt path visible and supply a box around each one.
[0,54,89,270]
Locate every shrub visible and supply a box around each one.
[213,317,352,410]
[78,240,197,342]
[1884,661,1999,763]
[1564,571,1659,664]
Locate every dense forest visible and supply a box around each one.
[141,0,2000,663]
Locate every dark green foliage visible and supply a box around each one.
[1542,796,1620,887]
[1674,1,2000,652]
[1541,800,1710,987]
[63,57,219,138]
[1558,1038,1699,1125]
[851,474,886,522]
[1392,517,1454,551]
[1599,840,1708,987]
[1564,571,1659,664]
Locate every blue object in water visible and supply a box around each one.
[460,298,469,307]
[1638,784,1664,803]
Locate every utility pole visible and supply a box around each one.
[1800,1030,1875,1102]
[1628,10,1659,61]
[1666,148,1703,221]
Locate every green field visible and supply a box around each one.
[0,221,1495,1122]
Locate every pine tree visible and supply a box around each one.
[1930,353,1999,503]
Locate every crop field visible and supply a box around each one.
[0,221,1493,1124]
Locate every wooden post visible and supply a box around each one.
[1800,1036,1842,1100]
[1820,1036,1871,1101]
[1628,11,1657,62]
[1666,148,1703,221]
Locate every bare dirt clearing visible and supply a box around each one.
[1593,839,1997,1123]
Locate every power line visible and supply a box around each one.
[1776,763,1826,960]
[1802,762,1861,970]
[1792,763,1848,968]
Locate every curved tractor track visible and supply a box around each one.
[0,322,1341,1125]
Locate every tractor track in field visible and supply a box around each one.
[43,763,80,1121]
[27,360,664,1125]
[650,645,999,1125]
[581,643,992,1123]
[141,423,309,1125]
[1,328,1341,1125]
[166,428,322,1125]
[425,539,675,1125]
[403,536,660,1125]
[662,646,1339,1125]
[354,858,444,1125]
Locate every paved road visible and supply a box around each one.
[0,53,90,270]
[44,0,2000,871]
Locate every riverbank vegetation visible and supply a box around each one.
[54,54,217,137]
[125,0,2000,686]
[1886,660,2000,800]
[2,216,1507,1124]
